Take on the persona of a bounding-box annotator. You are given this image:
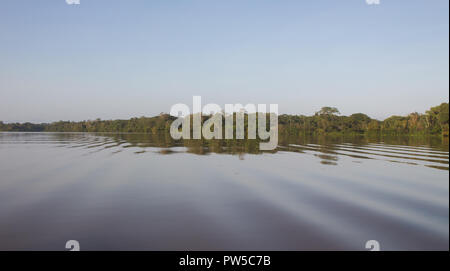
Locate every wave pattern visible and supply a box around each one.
[0,132,448,250]
[1,132,447,170]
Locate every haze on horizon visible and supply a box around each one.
[0,0,448,123]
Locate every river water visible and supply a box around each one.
[0,132,448,250]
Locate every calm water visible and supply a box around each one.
[0,132,448,250]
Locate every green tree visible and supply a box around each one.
[316,107,340,116]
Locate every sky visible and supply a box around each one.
[0,0,448,123]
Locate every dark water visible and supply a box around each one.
[0,132,448,250]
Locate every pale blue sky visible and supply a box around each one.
[0,0,448,123]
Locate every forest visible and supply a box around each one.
[1,102,448,137]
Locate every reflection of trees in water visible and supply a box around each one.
[104,132,264,155]
[106,132,448,155]
[51,132,448,169]
[279,133,449,152]
[182,138,261,155]
[314,154,339,166]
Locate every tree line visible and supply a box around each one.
[1,102,448,137]
[278,103,449,137]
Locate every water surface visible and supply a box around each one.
[0,132,448,250]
